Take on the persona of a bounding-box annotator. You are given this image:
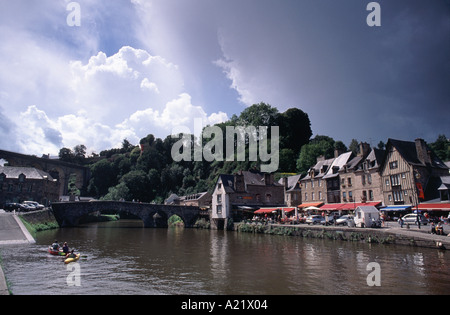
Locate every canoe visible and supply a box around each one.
[48,247,66,256]
[64,254,80,264]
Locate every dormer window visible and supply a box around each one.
[0,173,5,182]
[18,173,26,183]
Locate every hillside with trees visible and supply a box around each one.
[58,102,450,204]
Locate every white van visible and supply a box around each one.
[354,206,381,228]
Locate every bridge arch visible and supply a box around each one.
[51,201,202,228]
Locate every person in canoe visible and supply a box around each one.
[51,240,60,250]
[62,242,70,255]
[66,250,77,259]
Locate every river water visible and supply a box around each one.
[1,220,449,295]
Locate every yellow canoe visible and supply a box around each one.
[64,254,80,264]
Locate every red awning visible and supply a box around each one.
[320,202,381,211]
[254,207,296,214]
[298,202,324,208]
[417,203,450,211]
[254,208,276,214]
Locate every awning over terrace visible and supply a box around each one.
[319,202,381,211]
[380,205,412,212]
[254,207,296,214]
[417,203,450,211]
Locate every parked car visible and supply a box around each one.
[23,201,45,210]
[306,215,323,225]
[401,214,428,226]
[19,203,35,212]
[336,215,354,226]
[4,203,22,212]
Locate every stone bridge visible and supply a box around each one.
[51,201,203,228]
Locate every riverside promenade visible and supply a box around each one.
[252,220,450,250]
[0,212,36,295]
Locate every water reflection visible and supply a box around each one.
[0,220,449,295]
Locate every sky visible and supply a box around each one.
[0,0,449,156]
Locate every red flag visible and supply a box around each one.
[416,182,425,200]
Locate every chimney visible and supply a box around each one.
[358,142,371,157]
[234,171,245,192]
[334,148,344,158]
[283,177,288,189]
[415,138,431,165]
[264,173,273,186]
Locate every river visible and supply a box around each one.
[0,220,449,295]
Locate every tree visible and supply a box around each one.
[278,108,312,156]
[120,170,151,202]
[349,139,359,155]
[430,134,450,161]
[296,135,336,174]
[73,144,87,158]
[88,159,119,197]
[238,102,280,127]
[59,147,74,163]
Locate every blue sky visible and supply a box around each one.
[0,0,449,156]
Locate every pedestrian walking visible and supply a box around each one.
[398,217,404,228]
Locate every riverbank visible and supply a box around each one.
[235,221,450,250]
[0,255,9,295]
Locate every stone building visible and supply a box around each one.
[323,151,353,204]
[211,171,285,229]
[379,138,449,207]
[0,166,60,207]
[300,155,335,205]
[278,174,302,207]
[339,143,385,204]
[164,192,212,209]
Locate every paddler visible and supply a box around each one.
[51,240,60,250]
[66,250,77,259]
[62,242,70,255]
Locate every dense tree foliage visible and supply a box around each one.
[61,102,448,203]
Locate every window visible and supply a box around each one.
[389,161,398,169]
[216,205,222,214]
[361,175,366,185]
[369,190,374,201]
[393,191,404,202]
[266,194,272,202]
[349,191,353,201]
[311,192,315,200]
[318,191,322,200]
[390,175,400,186]
[217,194,222,204]
[311,180,314,188]
[318,179,322,187]
[385,179,390,187]
[18,174,26,183]
[367,174,372,185]
[342,192,347,201]
[347,178,352,186]
[218,183,222,190]
[304,193,308,201]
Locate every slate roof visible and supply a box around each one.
[386,139,448,169]
[0,166,54,180]
[217,171,282,194]
[278,174,302,192]
[323,151,353,179]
